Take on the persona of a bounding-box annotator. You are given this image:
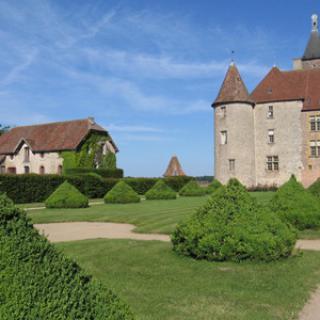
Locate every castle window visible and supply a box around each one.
[221,106,226,117]
[24,166,30,174]
[268,129,275,143]
[220,131,227,145]
[310,116,320,131]
[267,106,274,119]
[0,166,5,174]
[310,141,320,157]
[266,156,279,171]
[229,159,235,171]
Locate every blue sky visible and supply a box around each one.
[0,0,318,177]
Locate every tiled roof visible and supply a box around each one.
[250,67,320,111]
[163,156,186,177]
[213,63,253,106]
[0,118,118,155]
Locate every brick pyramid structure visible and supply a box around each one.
[163,155,186,177]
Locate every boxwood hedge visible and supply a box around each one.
[172,179,297,262]
[45,181,89,208]
[104,181,140,204]
[179,180,206,197]
[145,180,177,200]
[0,174,192,204]
[270,175,320,230]
[205,179,222,194]
[0,194,134,319]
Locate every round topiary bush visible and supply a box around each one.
[145,180,177,200]
[179,180,206,197]
[104,181,140,204]
[45,181,89,208]
[0,194,134,319]
[172,179,297,262]
[270,175,320,230]
[205,179,222,194]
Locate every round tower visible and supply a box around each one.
[212,63,256,187]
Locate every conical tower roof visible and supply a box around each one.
[212,63,253,107]
[302,14,320,60]
[163,156,186,177]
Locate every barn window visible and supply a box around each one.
[39,166,45,175]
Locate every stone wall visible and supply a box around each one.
[2,142,63,174]
[214,103,256,186]
[254,101,303,187]
[301,110,320,187]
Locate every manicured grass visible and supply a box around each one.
[298,228,320,239]
[29,196,208,234]
[28,192,274,235]
[57,239,320,320]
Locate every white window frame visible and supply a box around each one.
[268,129,275,144]
[266,156,279,171]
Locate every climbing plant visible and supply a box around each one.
[61,132,116,173]
[100,151,117,169]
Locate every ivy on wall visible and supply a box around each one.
[61,132,116,173]
[100,152,117,169]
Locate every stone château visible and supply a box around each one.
[213,14,320,187]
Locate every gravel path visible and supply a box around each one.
[34,222,170,243]
[33,222,320,320]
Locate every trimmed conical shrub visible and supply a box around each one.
[270,175,320,230]
[308,178,320,198]
[104,181,140,204]
[205,179,222,194]
[179,180,206,197]
[145,180,177,200]
[45,181,89,208]
[172,179,297,262]
[0,194,133,319]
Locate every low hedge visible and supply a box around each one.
[0,194,134,319]
[172,179,297,262]
[270,175,320,230]
[104,181,141,204]
[179,180,206,197]
[0,174,192,204]
[45,181,89,208]
[64,167,124,178]
[145,180,177,200]
[0,174,118,203]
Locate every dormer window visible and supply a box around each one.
[267,87,273,94]
[267,106,274,119]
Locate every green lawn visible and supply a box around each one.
[57,239,320,320]
[28,192,275,235]
[27,191,320,318]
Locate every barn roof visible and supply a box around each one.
[0,118,118,155]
